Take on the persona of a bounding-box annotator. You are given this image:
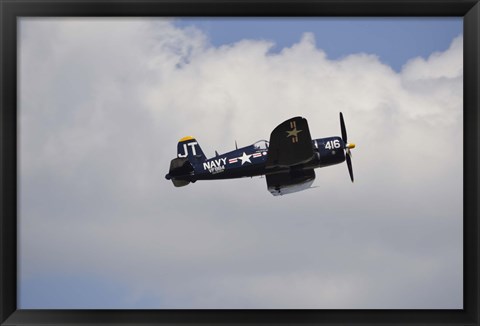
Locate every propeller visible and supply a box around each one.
[340,112,355,182]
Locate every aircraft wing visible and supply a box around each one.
[266,169,315,196]
[266,116,314,168]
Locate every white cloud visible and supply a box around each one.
[19,18,462,309]
[402,35,463,80]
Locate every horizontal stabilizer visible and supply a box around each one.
[166,157,194,187]
[172,179,190,187]
[168,157,194,177]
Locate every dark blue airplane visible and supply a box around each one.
[165,113,355,196]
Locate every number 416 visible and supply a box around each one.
[325,139,341,150]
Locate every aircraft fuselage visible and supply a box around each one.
[169,136,346,183]
[166,114,355,195]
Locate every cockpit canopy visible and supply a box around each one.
[253,139,269,150]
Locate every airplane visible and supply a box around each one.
[165,113,356,196]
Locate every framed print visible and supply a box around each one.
[1,0,479,325]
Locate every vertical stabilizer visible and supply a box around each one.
[177,136,207,164]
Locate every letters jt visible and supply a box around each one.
[178,142,198,158]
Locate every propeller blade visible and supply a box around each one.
[340,112,348,143]
[341,112,354,183]
[346,148,353,158]
[346,152,354,182]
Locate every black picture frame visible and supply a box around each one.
[1,0,479,325]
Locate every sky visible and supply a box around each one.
[174,17,462,72]
[18,17,463,309]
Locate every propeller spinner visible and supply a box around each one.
[340,112,355,182]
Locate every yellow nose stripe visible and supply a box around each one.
[346,143,356,149]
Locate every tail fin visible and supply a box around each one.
[177,136,207,164]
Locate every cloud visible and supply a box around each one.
[19,18,462,309]
[402,35,463,80]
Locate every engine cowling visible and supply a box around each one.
[314,136,346,167]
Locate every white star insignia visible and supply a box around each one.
[239,152,252,165]
[286,127,302,138]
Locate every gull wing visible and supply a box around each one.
[266,116,314,168]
